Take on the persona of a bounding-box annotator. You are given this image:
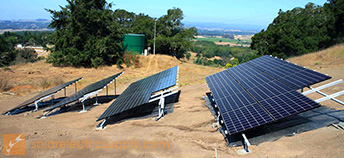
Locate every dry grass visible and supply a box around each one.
[0,54,223,96]
[288,44,344,68]
[0,78,14,92]
[1,44,342,96]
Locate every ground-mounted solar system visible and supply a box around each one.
[41,72,123,117]
[204,55,344,152]
[3,77,83,115]
[96,66,180,129]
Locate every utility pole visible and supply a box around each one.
[153,18,156,55]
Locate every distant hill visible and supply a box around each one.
[0,19,51,31]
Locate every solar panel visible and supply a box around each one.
[44,72,123,112]
[97,66,178,121]
[247,55,331,90]
[4,77,82,114]
[206,55,327,135]
[259,91,320,120]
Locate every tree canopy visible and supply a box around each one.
[250,0,344,58]
[46,1,196,68]
[114,7,197,59]
[46,0,123,68]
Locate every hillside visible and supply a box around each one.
[0,46,343,157]
[0,54,223,96]
[288,44,344,68]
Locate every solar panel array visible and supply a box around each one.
[247,55,331,90]
[97,66,178,121]
[44,72,123,112]
[206,55,330,135]
[5,77,83,113]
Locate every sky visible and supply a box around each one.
[0,0,328,28]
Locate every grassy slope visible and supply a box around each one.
[288,44,344,68]
[0,54,223,96]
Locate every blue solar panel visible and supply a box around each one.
[247,55,331,90]
[97,66,178,121]
[206,55,326,135]
[222,103,274,134]
[153,66,178,92]
[259,91,319,120]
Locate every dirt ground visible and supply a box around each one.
[0,46,343,157]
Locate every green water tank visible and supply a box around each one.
[123,34,145,54]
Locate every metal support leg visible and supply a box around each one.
[106,86,108,96]
[96,119,107,130]
[34,101,39,111]
[212,114,220,128]
[40,111,49,119]
[154,95,165,121]
[94,94,99,105]
[215,145,218,158]
[242,133,251,153]
[79,102,87,113]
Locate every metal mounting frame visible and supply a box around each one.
[302,79,344,105]
[79,89,102,113]
[149,86,179,121]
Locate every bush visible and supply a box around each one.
[225,63,233,68]
[13,48,38,64]
[0,78,13,92]
[38,79,51,89]
[123,51,139,68]
[186,52,191,60]
[134,56,141,68]
[91,57,104,68]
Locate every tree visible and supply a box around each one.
[46,0,123,68]
[0,35,16,67]
[251,2,335,58]
[155,8,197,59]
[28,38,35,46]
[325,0,344,43]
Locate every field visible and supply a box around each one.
[195,35,252,47]
[0,45,344,157]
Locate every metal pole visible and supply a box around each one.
[215,145,217,158]
[106,86,108,96]
[64,88,66,97]
[153,19,157,55]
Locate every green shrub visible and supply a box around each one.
[186,52,191,60]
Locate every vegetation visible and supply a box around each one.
[0,34,40,67]
[1,31,53,47]
[196,37,251,45]
[46,0,123,68]
[191,41,258,67]
[114,8,197,59]
[251,0,344,58]
[45,0,196,68]
[0,77,13,92]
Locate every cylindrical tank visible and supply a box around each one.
[123,34,145,54]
